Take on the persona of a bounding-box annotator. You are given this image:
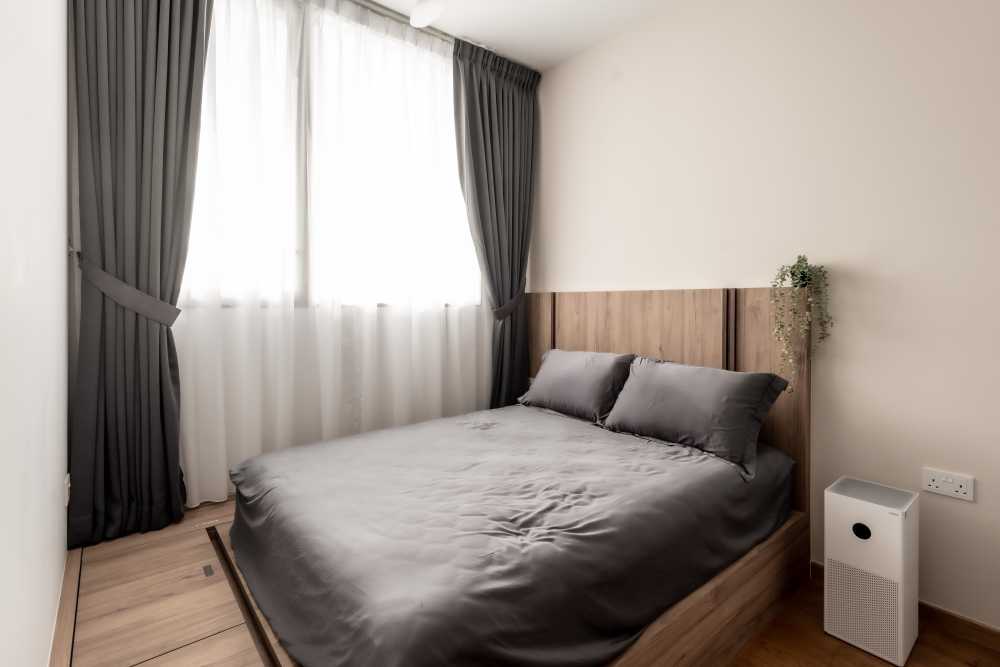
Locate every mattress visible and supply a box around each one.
[229,405,793,667]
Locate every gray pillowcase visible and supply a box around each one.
[604,357,788,467]
[519,349,636,422]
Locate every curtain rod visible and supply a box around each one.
[348,0,454,43]
[344,0,498,54]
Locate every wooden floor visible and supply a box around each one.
[734,578,1000,666]
[62,500,1000,667]
[68,500,266,667]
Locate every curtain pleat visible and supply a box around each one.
[453,40,540,407]
[68,0,213,548]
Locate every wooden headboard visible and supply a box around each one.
[525,288,811,516]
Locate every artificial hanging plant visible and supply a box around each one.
[771,255,833,379]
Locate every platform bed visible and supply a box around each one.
[215,522,297,667]
[612,511,809,667]
[216,511,808,667]
[219,287,811,667]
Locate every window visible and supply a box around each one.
[182,0,480,307]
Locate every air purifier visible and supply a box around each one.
[824,476,919,665]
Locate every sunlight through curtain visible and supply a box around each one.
[175,0,490,505]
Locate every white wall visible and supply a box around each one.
[0,0,69,664]
[533,0,1000,628]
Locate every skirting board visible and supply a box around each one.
[810,561,1000,647]
[49,548,82,667]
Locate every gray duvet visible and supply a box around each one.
[229,405,792,667]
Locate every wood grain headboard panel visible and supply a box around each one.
[525,288,811,515]
[526,292,555,378]
[532,290,727,369]
[733,287,811,515]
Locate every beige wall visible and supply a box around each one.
[532,0,1000,628]
[0,0,68,663]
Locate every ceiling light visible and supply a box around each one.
[409,0,444,28]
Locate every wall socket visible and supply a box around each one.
[922,466,974,502]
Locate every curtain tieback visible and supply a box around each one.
[77,254,181,327]
[491,292,524,321]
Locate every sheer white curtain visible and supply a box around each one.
[175,0,491,506]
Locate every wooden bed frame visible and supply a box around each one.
[529,288,811,666]
[221,287,812,666]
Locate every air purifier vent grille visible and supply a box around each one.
[825,557,899,663]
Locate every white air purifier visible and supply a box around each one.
[824,477,919,666]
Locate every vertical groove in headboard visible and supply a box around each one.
[550,293,557,350]
[724,288,737,371]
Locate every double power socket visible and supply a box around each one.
[922,466,975,502]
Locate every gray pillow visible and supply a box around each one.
[519,349,636,422]
[604,357,787,466]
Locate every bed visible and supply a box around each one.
[224,287,812,667]
[230,404,793,666]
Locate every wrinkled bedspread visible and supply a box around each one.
[230,405,792,667]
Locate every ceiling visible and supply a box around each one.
[378,0,667,70]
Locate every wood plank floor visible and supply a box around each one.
[70,500,264,667]
[734,577,1000,666]
[65,499,1000,666]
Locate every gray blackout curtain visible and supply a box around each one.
[453,40,541,408]
[68,0,213,547]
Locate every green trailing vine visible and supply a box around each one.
[771,255,833,380]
